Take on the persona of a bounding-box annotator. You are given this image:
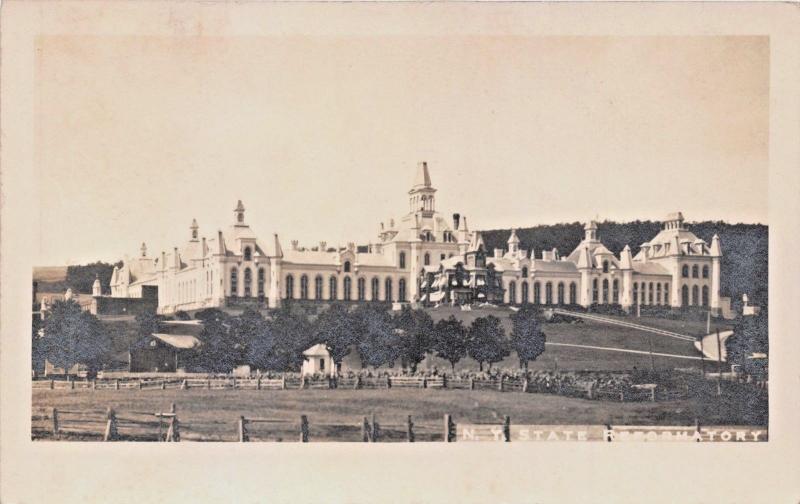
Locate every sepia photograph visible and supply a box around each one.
[3,2,799,503]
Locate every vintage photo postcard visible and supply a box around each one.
[2,1,800,503]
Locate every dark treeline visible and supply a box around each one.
[481,220,768,305]
[35,261,121,296]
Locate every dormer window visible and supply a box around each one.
[243,246,252,262]
[344,260,351,273]
[602,260,609,273]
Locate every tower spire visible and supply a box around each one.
[234,200,245,225]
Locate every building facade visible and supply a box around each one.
[109,163,724,315]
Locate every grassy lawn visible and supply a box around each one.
[32,387,765,442]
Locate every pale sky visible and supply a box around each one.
[35,35,768,265]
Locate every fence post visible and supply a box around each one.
[238,416,248,442]
[232,377,237,389]
[301,375,307,389]
[503,416,511,442]
[386,376,391,389]
[103,407,118,441]
[207,378,211,390]
[167,403,179,442]
[69,376,74,390]
[498,376,504,392]
[161,380,166,390]
[371,413,379,442]
[354,375,361,390]
[443,414,454,443]
[523,377,529,393]
[442,374,448,389]
[181,379,188,390]
[605,422,613,442]
[282,375,287,390]
[256,376,261,391]
[586,383,594,400]
[300,415,309,443]
[50,379,55,390]
[469,378,474,390]
[694,418,702,442]
[650,387,656,402]
[92,379,97,391]
[422,377,427,389]
[362,416,370,442]
[407,415,415,442]
[51,408,59,438]
[115,379,120,391]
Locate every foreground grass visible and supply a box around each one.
[32,387,765,442]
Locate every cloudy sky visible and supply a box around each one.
[35,35,768,265]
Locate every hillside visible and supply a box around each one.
[481,220,768,306]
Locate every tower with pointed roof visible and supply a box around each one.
[408,161,436,216]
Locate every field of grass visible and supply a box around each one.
[32,386,766,442]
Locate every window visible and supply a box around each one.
[285,274,294,299]
[329,276,338,300]
[344,261,351,273]
[702,286,709,307]
[612,280,619,304]
[440,254,446,261]
[424,253,430,266]
[592,279,598,303]
[244,268,252,297]
[702,265,709,279]
[300,275,309,300]
[664,284,670,306]
[682,285,689,306]
[633,282,639,305]
[244,247,252,262]
[230,268,238,297]
[545,282,553,305]
[257,268,265,298]
[648,282,654,304]
[692,265,699,278]
[682,265,689,278]
[521,281,529,304]
[656,283,661,305]
[569,282,577,304]
[692,285,698,306]
[602,279,609,304]
[319,358,325,371]
[522,267,528,278]
[358,278,366,301]
[534,282,541,304]
[385,278,393,302]
[399,279,406,302]
[371,277,380,301]
[399,252,406,269]
[557,282,565,305]
[315,276,323,300]
[509,281,516,304]
[343,277,352,301]
[602,260,609,273]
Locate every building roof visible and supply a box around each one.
[531,260,580,274]
[303,343,330,356]
[412,161,432,189]
[631,262,671,276]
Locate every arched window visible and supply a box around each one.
[533,282,541,304]
[343,277,352,301]
[557,282,565,305]
[702,286,709,307]
[424,253,430,266]
[230,268,238,297]
[656,283,661,305]
[385,278,393,302]
[244,268,252,297]
[602,279,609,304]
[682,285,690,306]
[682,265,689,278]
[545,282,553,305]
[702,265,709,279]
[329,276,338,300]
[569,282,577,304]
[522,267,528,278]
[399,252,406,269]
[648,282,654,304]
[633,282,639,305]
[371,277,380,301]
[244,247,252,262]
[592,279,599,303]
[257,268,265,299]
[664,283,670,306]
[357,278,366,301]
[692,285,698,306]
[692,265,699,278]
[509,281,516,304]
[521,281,529,304]
[612,279,619,304]
[314,276,323,300]
[300,275,309,300]
[285,274,294,299]
[603,260,609,273]
[344,261,351,273]
[399,279,406,302]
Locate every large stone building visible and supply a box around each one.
[109,163,724,315]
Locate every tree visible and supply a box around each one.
[40,299,110,374]
[510,306,546,371]
[394,307,434,372]
[248,305,313,372]
[725,312,768,374]
[354,305,399,370]
[192,308,241,372]
[433,316,468,372]
[468,315,509,371]
[314,303,357,371]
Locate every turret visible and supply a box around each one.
[234,200,246,225]
[584,220,598,242]
[709,234,722,257]
[140,242,147,257]
[92,274,102,297]
[619,245,633,270]
[710,234,722,314]
[408,161,437,214]
[190,218,199,240]
[507,229,520,254]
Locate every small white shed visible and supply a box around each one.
[302,343,335,377]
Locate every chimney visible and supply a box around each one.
[453,213,461,230]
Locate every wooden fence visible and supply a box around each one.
[32,375,707,403]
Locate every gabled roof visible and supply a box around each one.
[151,333,202,350]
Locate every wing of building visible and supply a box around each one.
[108,165,724,316]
